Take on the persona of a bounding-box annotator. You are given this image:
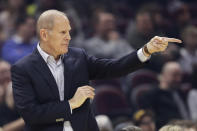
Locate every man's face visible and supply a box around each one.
[136,13,153,35]
[163,66,182,89]
[184,32,197,49]
[21,18,36,41]
[97,13,115,36]
[47,16,71,55]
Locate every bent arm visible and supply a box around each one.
[11,65,72,125]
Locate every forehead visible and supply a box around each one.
[0,62,10,69]
[165,66,181,74]
[53,15,71,30]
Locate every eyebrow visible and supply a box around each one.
[60,28,71,32]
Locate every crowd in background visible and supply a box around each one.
[0,0,197,130]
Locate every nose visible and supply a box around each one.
[65,32,71,41]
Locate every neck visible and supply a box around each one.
[40,42,60,61]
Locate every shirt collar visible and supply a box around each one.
[37,43,50,63]
[37,43,64,64]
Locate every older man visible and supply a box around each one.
[139,62,189,128]
[11,10,181,131]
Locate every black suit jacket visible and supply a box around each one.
[11,47,145,131]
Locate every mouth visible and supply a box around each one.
[62,43,69,47]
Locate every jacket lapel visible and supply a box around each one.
[32,49,60,100]
[63,51,73,100]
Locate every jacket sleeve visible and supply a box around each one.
[82,49,146,80]
[11,65,72,125]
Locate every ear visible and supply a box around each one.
[40,29,48,42]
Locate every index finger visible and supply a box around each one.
[163,37,182,43]
[80,85,95,91]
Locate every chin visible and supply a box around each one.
[63,48,68,54]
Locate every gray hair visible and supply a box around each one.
[36,9,67,39]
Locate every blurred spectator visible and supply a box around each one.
[0,60,11,89]
[0,0,26,39]
[159,125,183,131]
[167,0,191,38]
[96,115,113,131]
[0,24,6,55]
[133,109,156,131]
[66,7,85,48]
[0,60,23,129]
[0,59,10,105]
[126,7,162,49]
[139,2,182,72]
[0,83,19,126]
[0,83,25,131]
[139,62,189,128]
[146,43,180,72]
[161,44,181,63]
[0,60,24,130]
[136,3,167,36]
[179,25,197,74]
[84,11,133,59]
[0,85,5,104]
[187,64,197,121]
[1,15,37,64]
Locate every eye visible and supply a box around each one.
[60,31,66,34]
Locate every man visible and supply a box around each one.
[179,25,197,73]
[126,9,158,50]
[84,11,133,59]
[0,60,25,131]
[139,62,189,128]
[0,60,11,89]
[1,15,37,64]
[11,10,181,131]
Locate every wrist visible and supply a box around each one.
[68,99,78,110]
[143,44,151,56]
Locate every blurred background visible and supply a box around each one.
[0,0,197,131]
